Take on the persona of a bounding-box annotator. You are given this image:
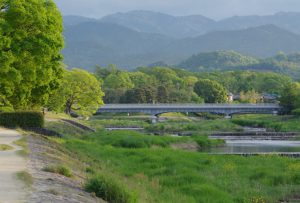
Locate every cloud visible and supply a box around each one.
[54,0,300,19]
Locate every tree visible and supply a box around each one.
[0,0,64,109]
[239,90,262,103]
[280,82,300,112]
[194,79,228,103]
[48,69,104,117]
[121,86,156,104]
[157,86,169,103]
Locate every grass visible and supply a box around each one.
[42,114,300,203]
[13,136,29,156]
[16,171,33,187]
[85,174,138,203]
[0,144,13,151]
[64,138,300,203]
[232,115,300,132]
[43,165,72,177]
[146,119,242,133]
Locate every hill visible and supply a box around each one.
[178,51,300,79]
[178,51,259,71]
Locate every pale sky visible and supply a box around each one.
[54,0,300,20]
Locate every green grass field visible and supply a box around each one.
[45,116,300,203]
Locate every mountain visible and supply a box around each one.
[65,11,300,39]
[62,22,300,70]
[100,10,215,38]
[63,15,96,26]
[216,12,300,34]
[167,25,300,61]
[63,21,173,70]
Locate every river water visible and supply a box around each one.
[208,140,300,153]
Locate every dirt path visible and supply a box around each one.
[0,128,27,203]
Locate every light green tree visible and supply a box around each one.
[48,69,104,117]
[194,79,228,103]
[0,0,64,110]
[280,82,300,112]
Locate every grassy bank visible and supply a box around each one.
[232,115,300,132]
[45,121,300,203]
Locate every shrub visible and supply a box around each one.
[85,175,137,203]
[292,108,300,116]
[0,111,44,128]
[43,165,72,177]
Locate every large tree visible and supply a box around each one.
[48,69,104,117]
[0,0,64,110]
[194,79,228,103]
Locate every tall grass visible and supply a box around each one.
[232,115,300,132]
[62,132,300,203]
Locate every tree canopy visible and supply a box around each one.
[194,79,228,103]
[47,69,104,117]
[0,0,64,110]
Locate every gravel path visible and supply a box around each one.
[0,128,27,203]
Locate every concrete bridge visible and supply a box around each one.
[97,104,283,121]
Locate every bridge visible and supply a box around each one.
[97,104,283,121]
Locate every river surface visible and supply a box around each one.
[208,140,300,153]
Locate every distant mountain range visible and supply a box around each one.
[62,10,300,70]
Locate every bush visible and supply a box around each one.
[292,108,300,116]
[0,111,44,128]
[85,175,137,203]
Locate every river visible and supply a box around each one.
[208,140,300,153]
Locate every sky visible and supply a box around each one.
[54,0,300,20]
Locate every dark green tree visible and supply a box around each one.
[194,79,228,103]
[157,86,169,103]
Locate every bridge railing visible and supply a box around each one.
[99,103,281,108]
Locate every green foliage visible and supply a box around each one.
[292,108,300,116]
[198,71,291,95]
[121,86,157,104]
[280,82,300,112]
[0,111,44,128]
[85,175,137,203]
[194,79,228,103]
[47,68,104,116]
[0,0,64,109]
[43,165,72,177]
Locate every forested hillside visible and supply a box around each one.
[179,51,300,79]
